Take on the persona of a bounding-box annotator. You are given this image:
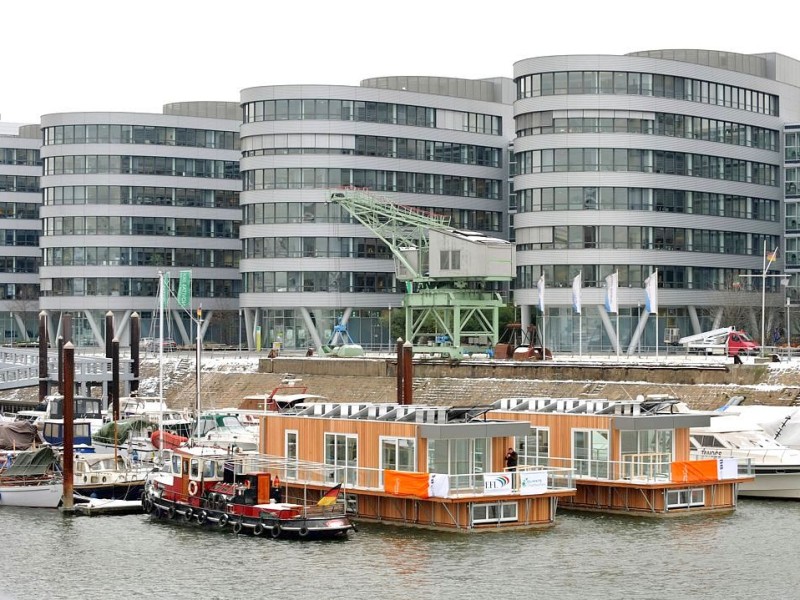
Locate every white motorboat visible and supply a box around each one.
[192,412,259,451]
[690,412,800,499]
[0,446,63,508]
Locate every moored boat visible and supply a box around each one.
[0,446,63,508]
[142,446,355,540]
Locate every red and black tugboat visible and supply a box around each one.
[142,446,355,539]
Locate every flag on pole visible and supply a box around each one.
[537,275,545,313]
[317,483,342,506]
[177,270,192,309]
[605,272,618,314]
[161,272,170,309]
[644,271,658,315]
[767,249,778,263]
[572,273,582,315]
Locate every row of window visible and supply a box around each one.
[243,168,502,199]
[43,125,239,150]
[516,225,778,257]
[516,148,779,187]
[43,186,239,209]
[242,202,502,233]
[0,148,40,166]
[243,237,391,260]
[354,136,502,167]
[0,283,38,301]
[515,111,778,151]
[241,138,504,167]
[243,271,397,294]
[516,264,782,292]
[242,99,503,135]
[42,216,239,238]
[44,277,241,298]
[44,155,240,179]
[514,187,779,221]
[0,175,39,193]
[787,168,800,197]
[787,132,800,161]
[0,230,38,246]
[0,256,38,272]
[516,71,779,116]
[0,202,39,219]
[42,247,239,269]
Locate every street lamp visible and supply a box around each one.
[738,243,780,356]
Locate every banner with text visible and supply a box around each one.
[519,470,548,495]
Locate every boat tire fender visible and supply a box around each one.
[218,513,229,528]
[233,519,243,534]
[298,527,309,538]
[183,508,193,522]
[197,510,207,525]
[253,523,264,536]
[271,524,281,538]
[142,498,151,513]
[102,476,107,483]
[167,506,176,519]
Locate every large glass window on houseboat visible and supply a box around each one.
[620,429,673,480]
[380,437,416,487]
[573,429,610,478]
[285,431,298,479]
[518,427,549,467]
[324,433,357,486]
[427,438,488,491]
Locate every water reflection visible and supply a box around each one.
[1,501,799,599]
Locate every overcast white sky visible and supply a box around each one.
[2,0,798,125]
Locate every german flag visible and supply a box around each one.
[317,483,342,506]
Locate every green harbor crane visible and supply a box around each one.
[328,188,515,358]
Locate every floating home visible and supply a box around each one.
[486,396,750,515]
[259,402,576,532]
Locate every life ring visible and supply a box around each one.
[188,480,199,496]
[197,510,207,525]
[270,524,281,538]
[167,506,176,519]
[253,523,264,536]
[298,527,309,538]
[232,519,243,534]
[217,513,228,528]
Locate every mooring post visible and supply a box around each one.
[396,337,404,405]
[130,312,140,396]
[38,311,48,403]
[402,340,413,405]
[62,342,75,510]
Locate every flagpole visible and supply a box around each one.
[615,271,620,359]
[655,269,659,361]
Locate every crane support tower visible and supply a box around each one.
[328,188,515,358]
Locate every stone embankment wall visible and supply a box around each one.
[165,357,800,413]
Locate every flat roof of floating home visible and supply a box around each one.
[277,402,532,438]
[489,397,712,429]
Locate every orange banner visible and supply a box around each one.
[384,470,430,498]
[670,459,718,482]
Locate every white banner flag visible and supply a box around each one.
[572,273,582,314]
[537,274,545,313]
[428,473,450,498]
[519,470,548,495]
[605,271,618,314]
[644,270,658,315]
[483,472,514,495]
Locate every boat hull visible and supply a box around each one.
[143,492,354,540]
[0,481,62,508]
[739,471,800,500]
[75,481,145,502]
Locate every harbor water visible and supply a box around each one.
[1,499,798,600]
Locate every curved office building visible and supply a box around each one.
[38,102,242,347]
[512,50,800,352]
[0,124,41,343]
[239,77,514,352]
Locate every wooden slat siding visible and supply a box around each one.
[263,413,421,469]
[561,481,738,514]
[346,492,560,530]
[486,410,614,461]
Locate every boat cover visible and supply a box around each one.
[93,418,152,445]
[3,446,58,477]
[0,421,44,450]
